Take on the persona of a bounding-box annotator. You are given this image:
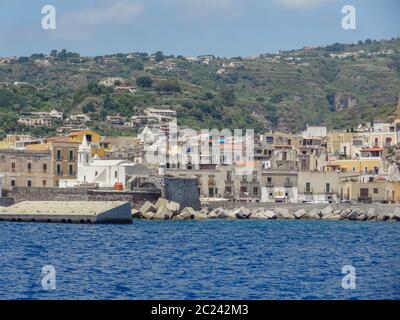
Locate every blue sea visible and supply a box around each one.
[0,220,399,300]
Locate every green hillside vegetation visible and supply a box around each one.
[0,38,399,137]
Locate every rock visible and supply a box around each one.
[330,214,343,220]
[194,211,208,220]
[233,207,251,219]
[142,211,154,220]
[177,207,196,220]
[131,209,141,219]
[166,201,180,214]
[155,198,169,209]
[293,209,306,219]
[367,208,377,220]
[199,208,209,215]
[208,208,226,219]
[333,209,342,215]
[321,206,333,216]
[347,210,360,221]
[274,207,289,219]
[376,213,390,221]
[341,209,351,219]
[281,212,295,219]
[345,208,353,214]
[264,211,277,219]
[250,210,272,220]
[153,205,173,220]
[225,210,237,219]
[392,208,400,221]
[322,213,333,220]
[356,214,368,221]
[306,209,321,220]
[140,201,157,214]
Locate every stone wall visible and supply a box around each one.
[9,187,160,209]
[8,177,201,210]
[163,177,201,210]
[0,197,14,207]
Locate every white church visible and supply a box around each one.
[60,135,149,189]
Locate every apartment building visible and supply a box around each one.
[0,149,53,190]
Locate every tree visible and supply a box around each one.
[220,87,235,106]
[156,80,181,93]
[82,102,96,113]
[136,76,153,88]
[154,51,165,62]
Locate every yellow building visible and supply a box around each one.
[327,158,381,174]
[26,137,80,186]
[68,130,111,157]
[339,179,400,203]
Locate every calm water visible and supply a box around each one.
[0,220,399,300]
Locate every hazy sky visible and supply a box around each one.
[0,0,399,57]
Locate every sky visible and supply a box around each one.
[0,0,399,57]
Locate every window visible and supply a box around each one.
[267,177,273,186]
[253,186,259,196]
[27,180,32,187]
[114,171,118,179]
[305,182,311,193]
[11,180,16,187]
[282,151,287,161]
[95,171,98,176]
[56,149,62,161]
[43,180,47,187]
[266,136,274,144]
[43,163,47,173]
[252,171,257,182]
[11,162,16,172]
[325,183,331,193]
[69,165,74,176]
[27,163,32,173]
[69,150,74,161]
[373,188,378,194]
[56,164,62,176]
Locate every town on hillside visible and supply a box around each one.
[1,98,400,205]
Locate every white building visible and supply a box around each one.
[303,126,327,138]
[60,135,149,188]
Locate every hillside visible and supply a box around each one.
[0,38,400,136]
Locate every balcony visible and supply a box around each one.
[284,182,293,188]
[266,182,274,187]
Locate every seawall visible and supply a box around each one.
[206,201,400,215]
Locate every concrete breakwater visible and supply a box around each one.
[0,201,132,224]
[135,199,400,221]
